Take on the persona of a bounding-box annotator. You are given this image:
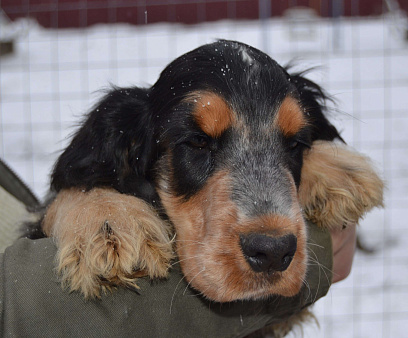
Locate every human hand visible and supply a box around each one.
[331,224,357,283]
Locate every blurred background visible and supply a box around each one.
[1,0,407,337]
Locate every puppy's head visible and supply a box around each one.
[51,40,341,302]
[151,41,340,301]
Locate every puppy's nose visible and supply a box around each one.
[240,233,297,273]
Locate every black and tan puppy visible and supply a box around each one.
[26,41,383,309]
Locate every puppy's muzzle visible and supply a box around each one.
[240,233,297,273]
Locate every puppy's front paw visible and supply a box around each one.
[299,141,384,230]
[43,188,174,298]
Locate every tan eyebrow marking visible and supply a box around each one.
[275,97,307,137]
[187,91,233,138]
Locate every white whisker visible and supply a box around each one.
[183,267,206,296]
[307,247,333,303]
[170,255,202,266]
[175,239,206,245]
[307,242,325,249]
[169,274,188,315]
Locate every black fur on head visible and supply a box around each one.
[49,40,341,213]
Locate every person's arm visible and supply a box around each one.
[1,221,333,338]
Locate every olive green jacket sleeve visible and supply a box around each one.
[0,222,332,338]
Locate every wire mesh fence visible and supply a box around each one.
[0,1,407,337]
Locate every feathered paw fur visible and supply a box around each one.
[42,188,174,298]
[299,140,384,230]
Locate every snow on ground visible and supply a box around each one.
[0,14,407,337]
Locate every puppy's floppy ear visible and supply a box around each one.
[51,86,158,203]
[289,70,384,228]
[288,70,343,143]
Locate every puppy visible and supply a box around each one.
[27,40,383,320]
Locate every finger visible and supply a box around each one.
[331,224,357,283]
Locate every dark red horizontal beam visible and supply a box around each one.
[1,0,405,29]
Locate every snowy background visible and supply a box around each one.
[1,7,408,338]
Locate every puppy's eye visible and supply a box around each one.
[289,139,310,150]
[187,135,209,149]
[290,140,299,149]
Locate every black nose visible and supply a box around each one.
[239,233,297,273]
